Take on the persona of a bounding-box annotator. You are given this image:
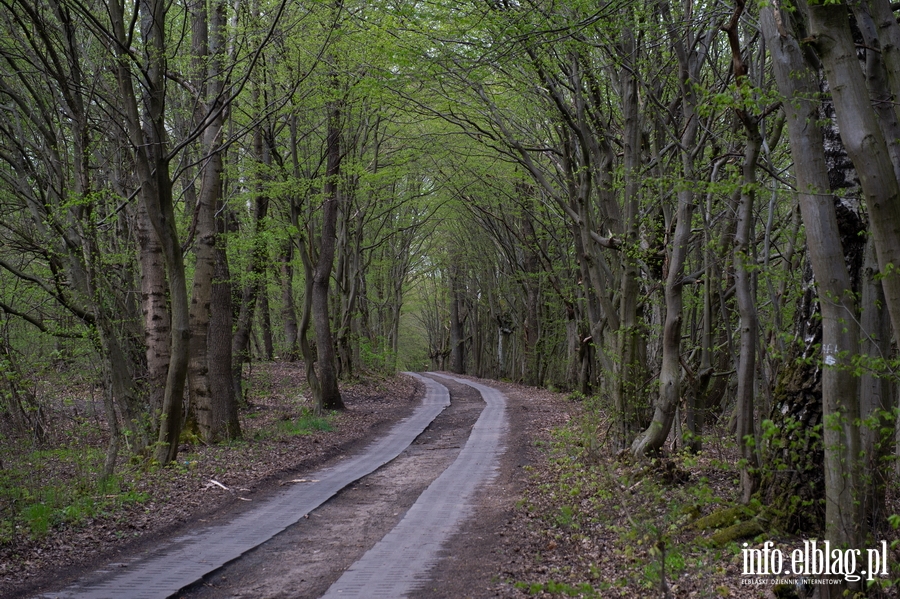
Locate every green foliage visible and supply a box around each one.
[359,336,398,375]
[874,262,899,282]
[889,514,900,530]
[254,408,335,441]
[554,505,578,529]
[23,502,53,537]
[644,541,686,589]
[279,410,334,435]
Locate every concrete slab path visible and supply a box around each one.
[319,373,508,599]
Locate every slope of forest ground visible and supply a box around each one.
[2,365,900,599]
[493,395,900,599]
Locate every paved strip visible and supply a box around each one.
[320,373,508,599]
[36,373,448,599]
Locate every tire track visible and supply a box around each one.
[319,374,508,599]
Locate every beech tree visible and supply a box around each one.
[0,0,149,472]
[184,0,241,443]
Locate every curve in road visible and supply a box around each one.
[319,373,508,599]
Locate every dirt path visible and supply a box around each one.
[3,368,426,599]
[319,374,507,598]
[179,375,487,599]
[407,378,565,599]
[30,375,449,599]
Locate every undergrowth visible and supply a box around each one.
[0,445,149,542]
[512,395,757,598]
[256,407,335,440]
[514,394,900,598]
[0,368,336,547]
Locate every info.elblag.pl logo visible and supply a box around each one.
[742,540,889,583]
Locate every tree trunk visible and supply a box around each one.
[312,92,344,411]
[137,197,170,436]
[187,119,220,443]
[763,7,866,587]
[803,0,900,365]
[191,0,239,441]
[333,204,361,379]
[208,214,240,440]
[734,132,762,504]
[297,233,322,405]
[99,360,121,480]
[258,277,274,361]
[0,336,46,443]
[725,2,762,503]
[565,305,580,388]
[108,0,188,464]
[449,263,466,374]
[231,142,269,404]
[632,14,706,456]
[616,28,645,450]
[279,242,300,361]
[859,238,892,529]
[756,275,825,534]
[521,228,541,386]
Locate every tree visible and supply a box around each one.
[631,3,717,457]
[762,5,866,589]
[185,0,240,443]
[0,0,150,471]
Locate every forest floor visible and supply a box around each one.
[2,363,900,598]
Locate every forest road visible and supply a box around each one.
[318,374,507,598]
[178,374,512,599]
[34,373,450,599]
